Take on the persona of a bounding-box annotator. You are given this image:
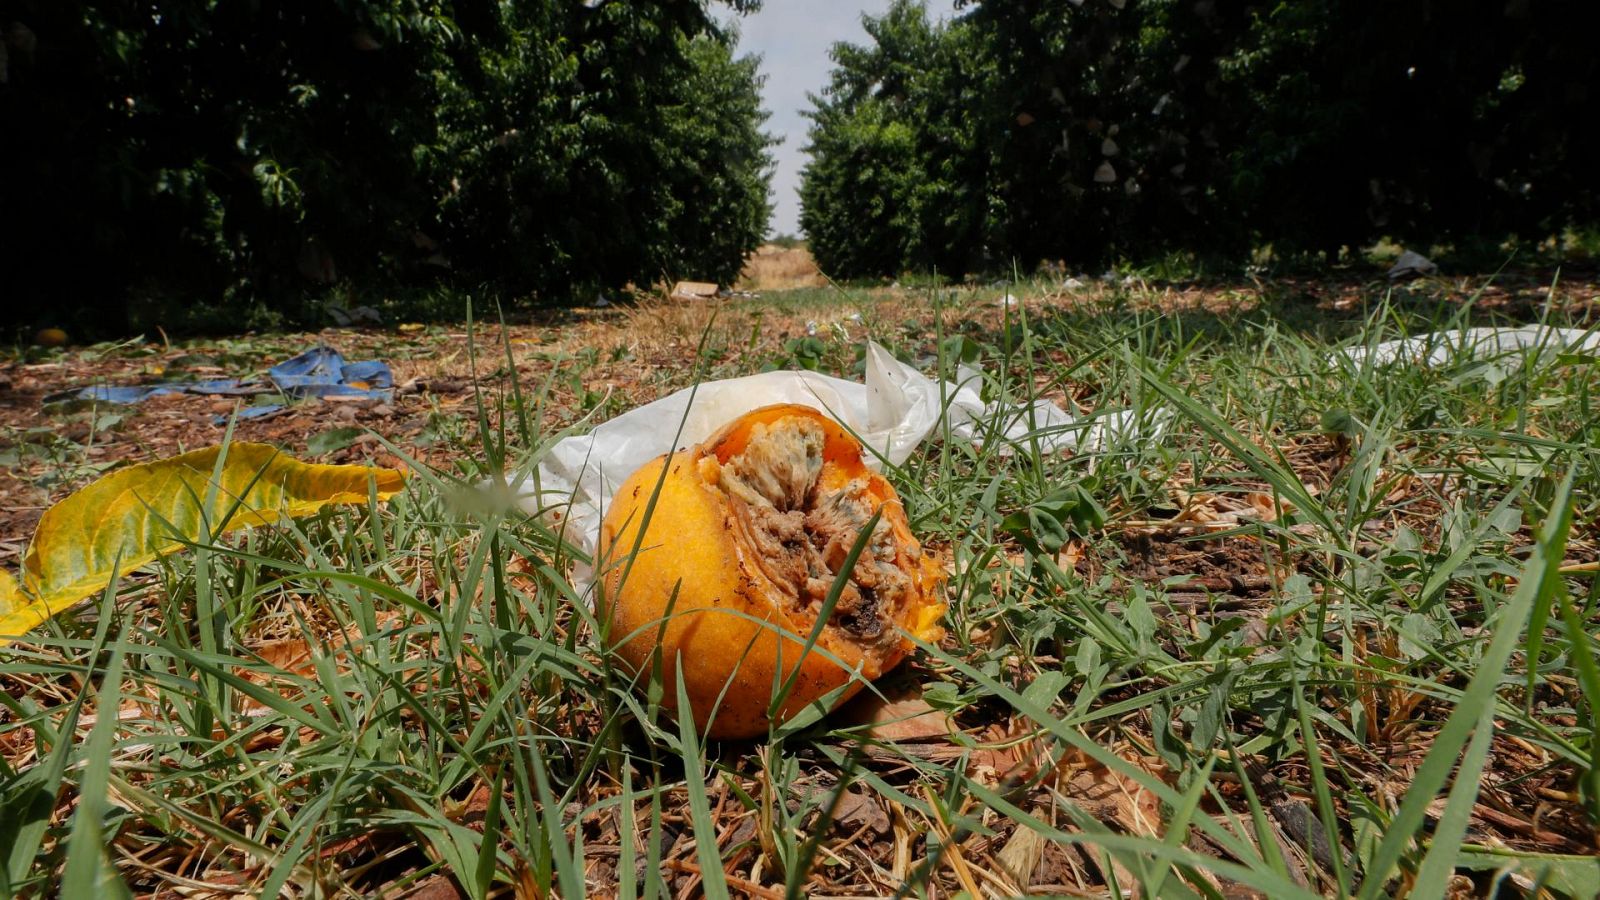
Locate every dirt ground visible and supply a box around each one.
[2,262,1595,566]
[5,259,1600,896]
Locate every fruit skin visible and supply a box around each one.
[35,327,69,348]
[597,404,945,739]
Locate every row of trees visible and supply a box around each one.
[800,0,1600,279]
[1,0,774,332]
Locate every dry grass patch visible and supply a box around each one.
[737,244,828,291]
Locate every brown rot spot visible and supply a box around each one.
[716,417,903,649]
[836,584,884,640]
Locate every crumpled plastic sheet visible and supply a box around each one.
[1342,325,1600,367]
[266,346,394,399]
[516,342,1163,563]
[1386,249,1438,281]
[48,345,394,415]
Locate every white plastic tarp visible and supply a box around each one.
[518,342,1153,560]
[1343,325,1600,367]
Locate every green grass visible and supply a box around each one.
[2,281,1598,897]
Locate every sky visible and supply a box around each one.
[728,1,897,238]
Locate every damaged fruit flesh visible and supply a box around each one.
[598,404,945,739]
[715,417,912,647]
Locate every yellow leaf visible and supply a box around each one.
[0,443,404,647]
[0,569,20,613]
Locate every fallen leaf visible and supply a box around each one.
[1055,749,1164,837]
[1057,539,1084,570]
[1245,491,1293,522]
[969,744,1023,782]
[443,780,495,826]
[0,569,20,612]
[832,788,891,836]
[838,670,955,741]
[995,822,1045,889]
[249,638,317,678]
[968,725,1035,786]
[0,443,405,646]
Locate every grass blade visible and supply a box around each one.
[1356,471,1575,898]
[676,663,731,900]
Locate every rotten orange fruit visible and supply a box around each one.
[35,327,69,348]
[597,403,946,739]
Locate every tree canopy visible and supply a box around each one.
[800,0,1600,280]
[0,0,774,332]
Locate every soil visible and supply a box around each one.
[4,262,1600,894]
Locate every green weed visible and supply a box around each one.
[2,282,1596,897]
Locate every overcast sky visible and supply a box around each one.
[727,1,898,237]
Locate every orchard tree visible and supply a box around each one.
[0,0,773,332]
[800,1,997,279]
[800,0,1600,276]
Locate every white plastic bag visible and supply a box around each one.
[1343,325,1600,367]
[518,342,1157,561]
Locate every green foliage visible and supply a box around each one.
[0,0,773,334]
[800,0,1600,279]
[656,34,776,287]
[1000,482,1108,554]
[800,2,997,279]
[800,97,919,279]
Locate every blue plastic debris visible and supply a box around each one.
[70,384,186,404]
[69,379,265,404]
[222,405,288,423]
[47,345,394,415]
[267,346,394,399]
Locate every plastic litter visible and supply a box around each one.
[1343,325,1600,367]
[1386,250,1438,281]
[670,281,719,301]
[516,342,1163,562]
[265,346,394,399]
[326,302,383,326]
[231,406,289,421]
[47,345,394,416]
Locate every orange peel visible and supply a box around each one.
[598,404,945,739]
